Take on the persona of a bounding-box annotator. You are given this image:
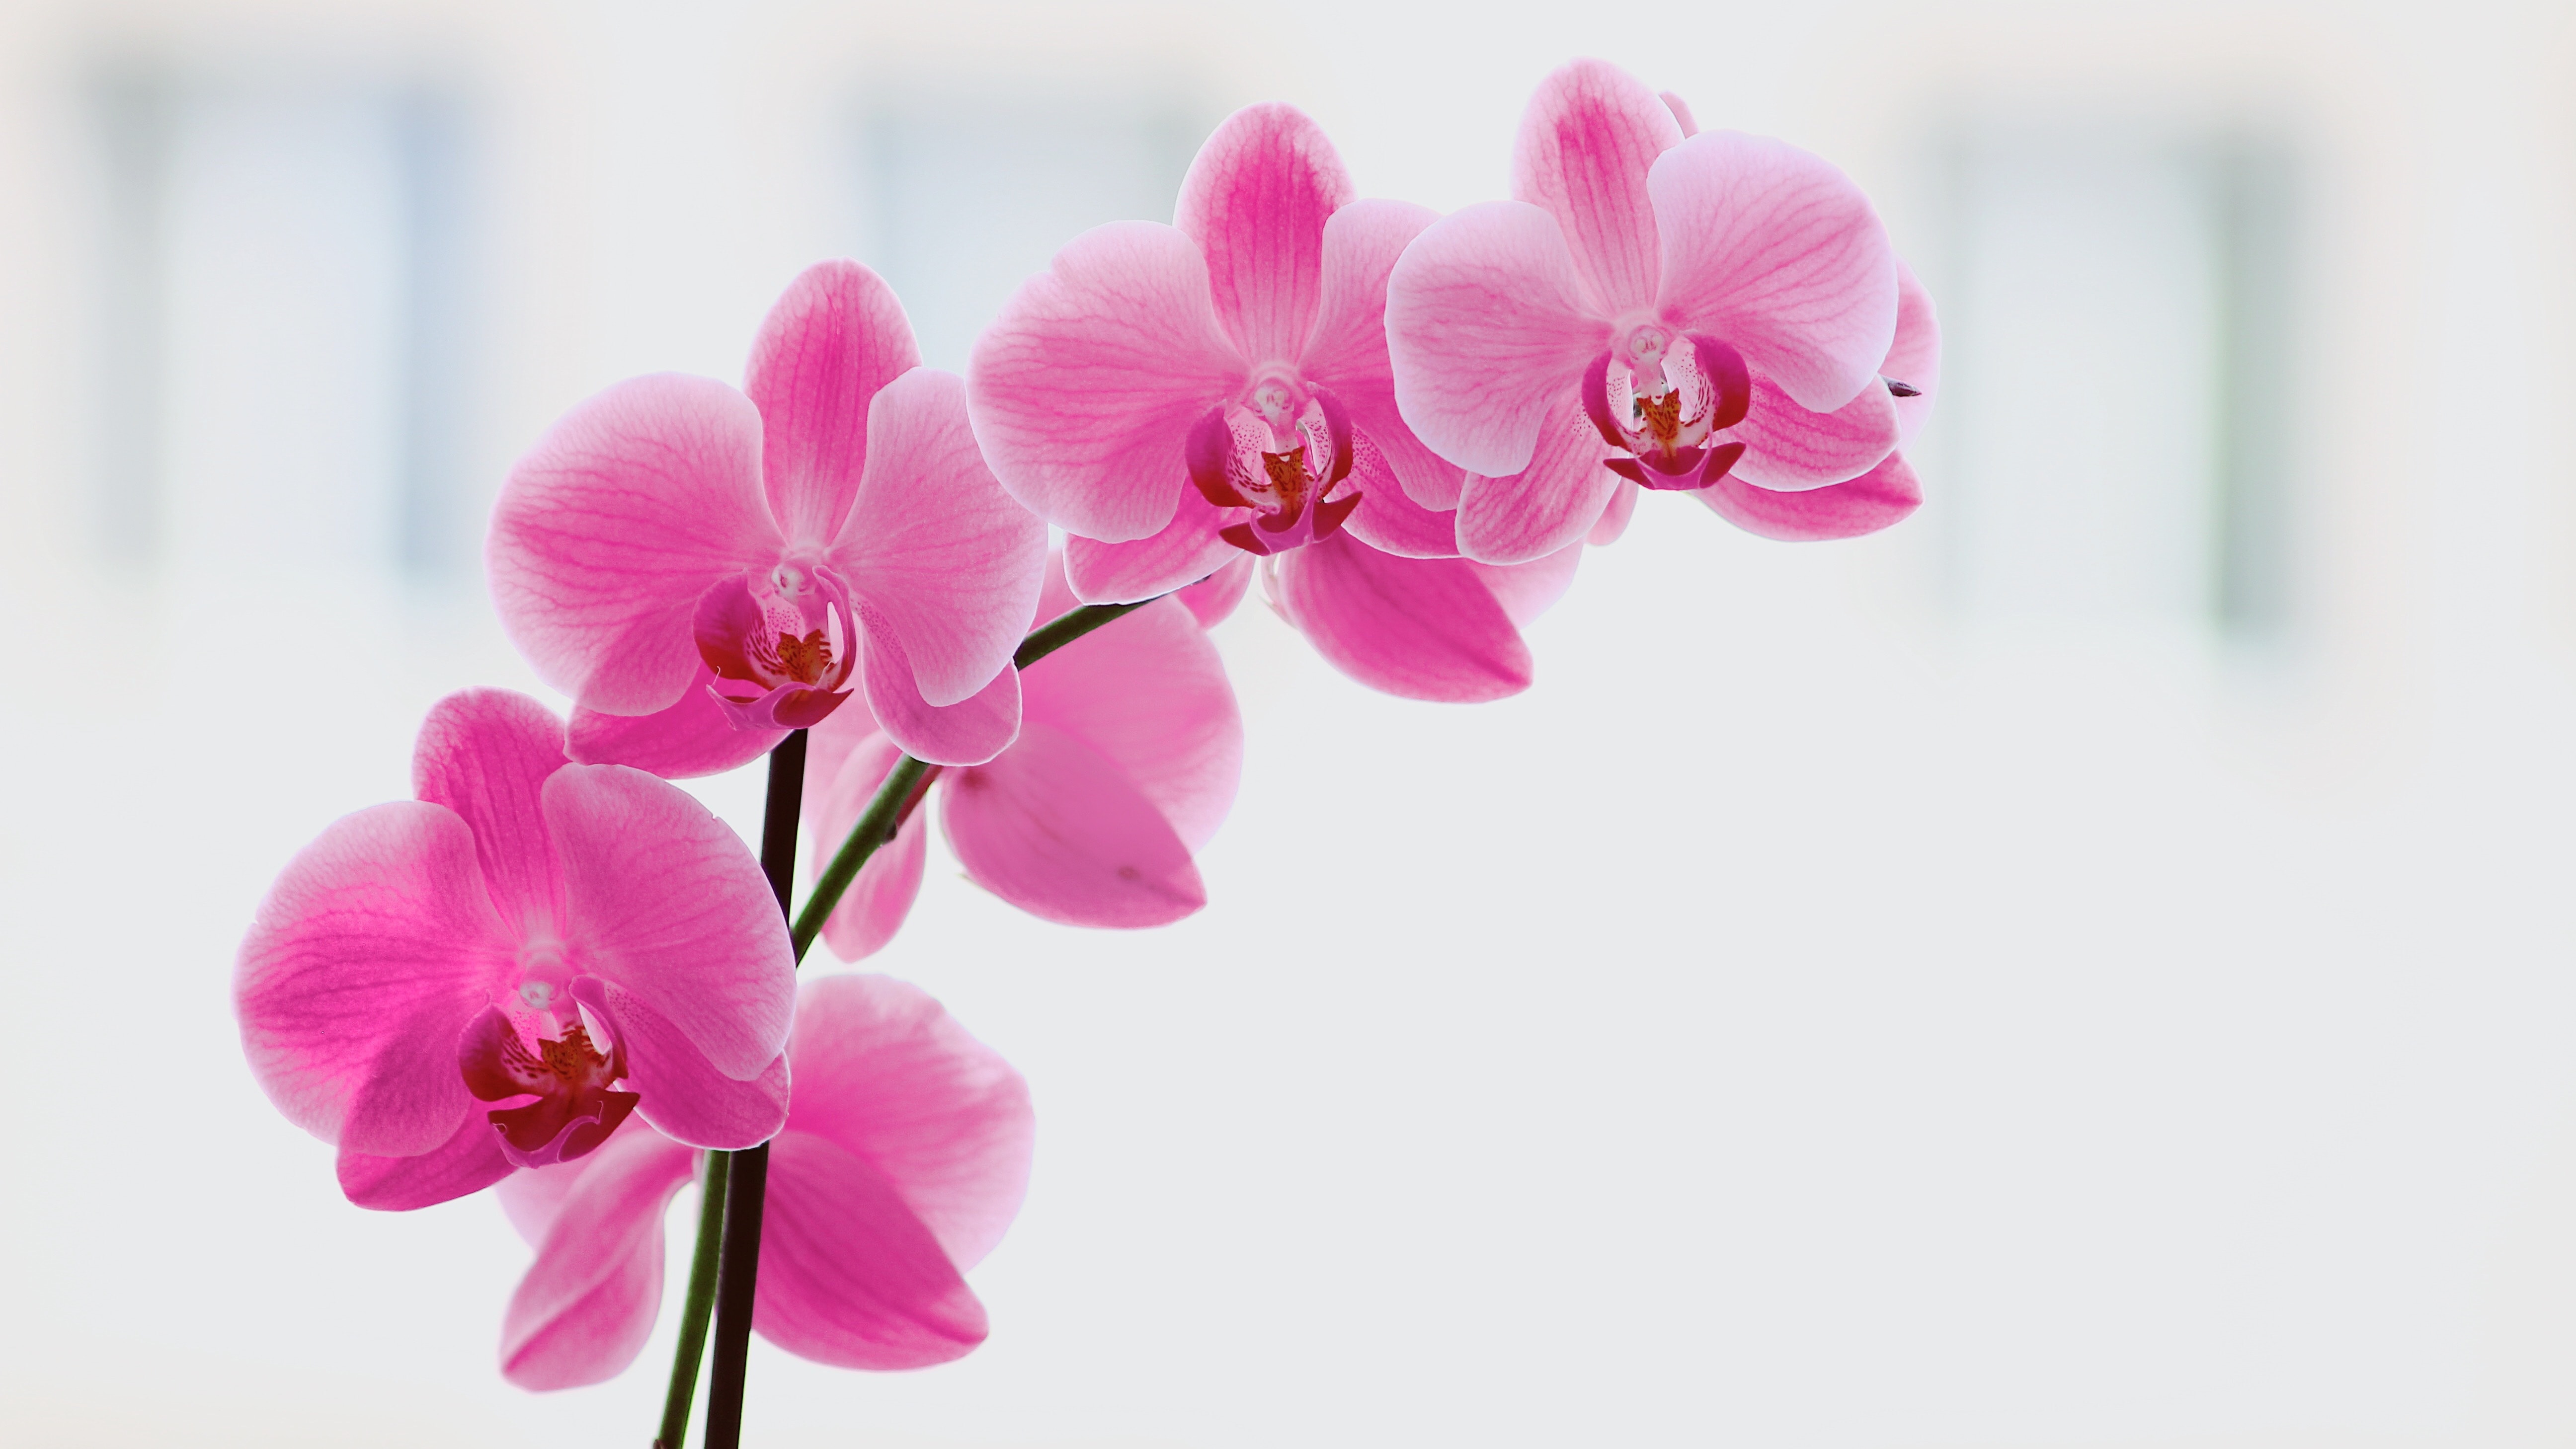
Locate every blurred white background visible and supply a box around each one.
[6,1,2576,1445]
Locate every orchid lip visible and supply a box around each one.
[692,565,858,729]
[458,999,639,1169]
[1582,333,1753,492]
[1188,378,1362,559]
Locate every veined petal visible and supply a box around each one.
[410,689,569,937]
[1386,201,1607,479]
[499,1125,698,1390]
[237,801,514,1156]
[837,368,1047,707]
[336,1102,514,1211]
[857,605,1021,767]
[1887,259,1940,443]
[1271,532,1533,703]
[782,976,1033,1270]
[1340,430,1463,560]
[572,976,789,1149]
[1587,479,1639,544]
[1021,592,1240,853]
[1179,554,1255,627]
[755,1130,987,1369]
[942,723,1206,928]
[1301,200,1464,511]
[748,260,921,549]
[1062,489,1244,604]
[1454,391,1618,565]
[1469,538,1584,628]
[488,375,783,716]
[1178,103,1353,364]
[544,765,795,1081]
[966,221,1244,542]
[1728,368,1901,492]
[1649,130,1897,413]
[1513,58,1685,314]
[800,729,931,963]
[1697,450,1922,540]
[566,662,788,780]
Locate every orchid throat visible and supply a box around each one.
[1581,326,1755,492]
[1188,376,1362,557]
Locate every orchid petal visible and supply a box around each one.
[1587,479,1639,545]
[488,375,782,715]
[566,662,787,780]
[1454,392,1618,565]
[237,801,512,1156]
[572,976,789,1149]
[1021,594,1241,852]
[942,723,1206,928]
[409,689,568,935]
[497,1147,595,1248]
[336,1103,514,1211]
[1649,130,1898,413]
[1271,532,1533,703]
[1728,367,1901,491]
[1179,554,1255,627]
[543,764,795,1081]
[499,1126,698,1390]
[1514,58,1685,314]
[1301,199,1464,511]
[966,221,1244,542]
[1887,259,1940,443]
[856,603,1021,767]
[837,368,1047,707]
[1339,429,1463,560]
[748,259,922,549]
[754,1130,987,1369]
[1469,539,1585,628]
[1698,450,1922,540]
[801,730,931,963]
[781,975,1034,1270]
[1177,103,1353,364]
[1061,488,1244,604]
[1660,90,1700,138]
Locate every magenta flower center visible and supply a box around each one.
[690,560,861,730]
[459,995,641,1169]
[1581,325,1753,492]
[1186,374,1363,558]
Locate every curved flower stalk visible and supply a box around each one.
[805,552,1244,957]
[496,975,1033,1389]
[490,260,1048,776]
[235,689,797,1212]
[968,104,1572,703]
[1385,59,1927,562]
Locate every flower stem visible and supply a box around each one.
[651,1148,730,1449]
[701,729,806,1449]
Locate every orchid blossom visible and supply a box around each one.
[968,104,1576,703]
[236,689,796,1212]
[804,552,1243,957]
[496,974,1033,1388]
[489,260,1048,777]
[1384,59,1924,562]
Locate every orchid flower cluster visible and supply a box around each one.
[233,59,1932,1447]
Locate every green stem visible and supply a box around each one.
[652,1149,730,1449]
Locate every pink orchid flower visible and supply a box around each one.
[967,104,1573,703]
[1384,59,1924,562]
[803,552,1243,959]
[495,974,1033,1388]
[490,260,1048,778]
[236,689,796,1213]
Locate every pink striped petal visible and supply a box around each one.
[966,221,1245,542]
[747,260,921,549]
[1649,130,1897,413]
[1887,259,1940,443]
[488,374,783,716]
[1454,392,1618,565]
[753,1130,987,1369]
[1587,479,1639,544]
[781,975,1034,1270]
[942,723,1206,928]
[1469,539,1584,628]
[835,368,1047,707]
[1300,200,1463,512]
[1728,367,1901,492]
[802,730,931,963]
[1340,432,1462,560]
[409,689,568,935]
[237,801,513,1156]
[1177,103,1353,365]
[571,976,789,1149]
[544,765,795,1081]
[1514,59,1685,314]
[499,1125,698,1390]
[336,1103,514,1211]
[1179,555,1254,626]
[1270,532,1533,703]
[1386,201,1608,479]
[566,662,787,780]
[1021,595,1241,852]
[857,604,1021,767]
[497,1144,597,1247]
[1660,90,1699,138]
[1697,450,1921,540]
[1061,487,1244,604]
